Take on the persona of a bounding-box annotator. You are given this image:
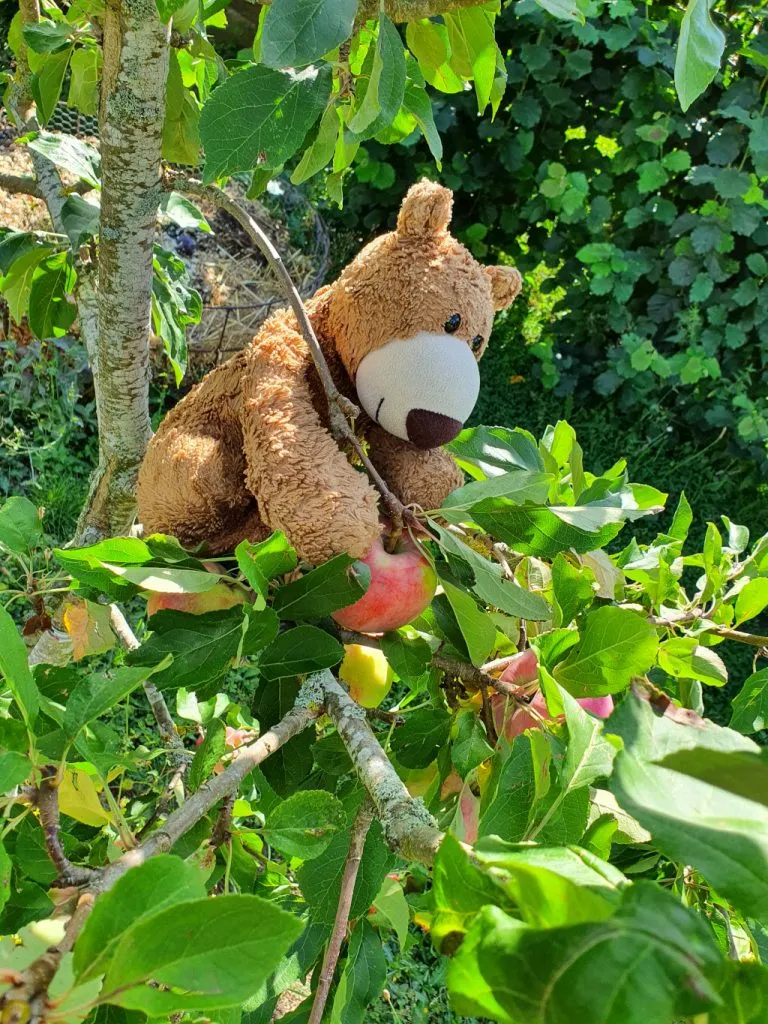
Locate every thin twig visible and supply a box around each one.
[169,175,417,535]
[0,172,92,199]
[308,800,374,1024]
[209,794,235,850]
[36,767,96,887]
[109,604,187,767]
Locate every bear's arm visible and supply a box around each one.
[241,347,381,565]
[366,425,464,513]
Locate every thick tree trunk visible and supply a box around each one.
[74,0,171,545]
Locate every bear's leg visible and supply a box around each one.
[137,426,268,554]
[366,425,464,513]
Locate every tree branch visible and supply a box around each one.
[109,603,187,767]
[308,799,374,1024]
[358,0,490,20]
[169,176,418,535]
[36,766,97,887]
[1,697,321,1020]
[312,671,443,865]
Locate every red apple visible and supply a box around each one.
[491,649,614,739]
[332,533,437,633]
[147,583,245,618]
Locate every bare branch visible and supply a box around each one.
[109,604,187,767]
[0,173,43,198]
[309,800,374,1024]
[170,176,418,535]
[314,671,443,865]
[358,0,489,20]
[37,767,97,887]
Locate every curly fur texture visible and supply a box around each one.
[137,181,522,564]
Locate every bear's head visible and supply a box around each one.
[324,179,521,450]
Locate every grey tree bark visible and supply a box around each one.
[74,0,171,545]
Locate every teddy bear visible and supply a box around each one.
[136,180,522,565]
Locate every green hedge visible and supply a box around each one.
[325,0,768,471]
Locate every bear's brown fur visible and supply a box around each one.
[137,181,521,564]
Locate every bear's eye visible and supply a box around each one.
[471,335,484,353]
[444,313,461,334]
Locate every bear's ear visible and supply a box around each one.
[397,180,453,237]
[485,265,522,310]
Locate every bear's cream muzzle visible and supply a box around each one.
[355,331,481,450]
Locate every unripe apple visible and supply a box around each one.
[339,643,395,708]
[332,533,437,633]
[147,583,245,618]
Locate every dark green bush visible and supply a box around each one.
[326,0,768,471]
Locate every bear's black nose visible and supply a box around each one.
[406,409,463,449]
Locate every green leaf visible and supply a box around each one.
[28,251,76,339]
[26,131,101,187]
[22,19,73,53]
[0,605,39,727]
[127,607,277,691]
[264,790,346,860]
[448,426,544,477]
[442,580,496,666]
[551,552,594,627]
[470,500,623,558]
[674,0,726,112]
[734,577,768,625]
[431,833,507,948]
[64,660,172,739]
[441,470,552,518]
[261,0,357,68]
[431,523,551,621]
[187,716,228,791]
[155,0,192,22]
[447,884,720,1024]
[350,15,406,135]
[159,192,210,233]
[0,750,32,791]
[380,631,431,684]
[372,876,410,949]
[554,606,659,697]
[0,231,41,275]
[0,496,42,554]
[443,7,499,113]
[1,246,53,323]
[391,705,451,768]
[31,47,72,125]
[668,490,693,542]
[298,814,394,925]
[473,839,624,927]
[74,855,207,982]
[406,19,463,94]
[67,46,102,116]
[730,668,768,734]
[56,537,153,565]
[478,735,535,842]
[259,624,343,680]
[712,962,768,1024]
[162,51,201,166]
[452,710,494,779]
[61,194,100,247]
[402,68,442,165]
[656,747,768,808]
[534,0,584,24]
[609,696,768,920]
[658,636,727,686]
[291,102,339,184]
[101,563,224,593]
[272,554,369,621]
[200,64,331,182]
[0,839,11,914]
[330,919,387,1023]
[100,894,304,1012]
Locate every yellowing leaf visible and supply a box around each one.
[63,598,116,661]
[58,767,112,827]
